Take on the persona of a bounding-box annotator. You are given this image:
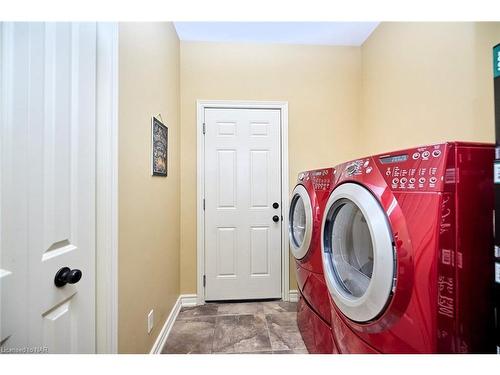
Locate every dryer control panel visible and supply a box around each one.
[373,143,448,192]
[337,144,451,192]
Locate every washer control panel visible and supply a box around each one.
[298,168,335,191]
[374,144,447,191]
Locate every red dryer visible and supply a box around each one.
[320,142,495,353]
[289,168,338,353]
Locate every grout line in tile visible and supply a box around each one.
[209,303,218,354]
[180,313,263,320]
[263,312,273,352]
[209,316,216,354]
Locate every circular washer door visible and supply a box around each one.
[289,184,313,260]
[321,183,395,323]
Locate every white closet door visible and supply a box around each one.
[0,22,96,353]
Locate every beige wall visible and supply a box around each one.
[180,42,361,294]
[360,22,500,155]
[118,22,180,353]
[115,23,500,350]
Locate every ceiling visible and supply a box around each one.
[174,22,379,46]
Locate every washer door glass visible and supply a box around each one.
[322,183,395,323]
[330,200,373,298]
[289,184,313,260]
[290,195,306,247]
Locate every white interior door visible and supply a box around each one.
[0,22,96,353]
[204,108,282,300]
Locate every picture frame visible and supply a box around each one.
[151,116,168,176]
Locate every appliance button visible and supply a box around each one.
[432,150,441,158]
[298,173,305,181]
[412,152,420,160]
[429,177,437,184]
[422,151,430,159]
[400,177,408,184]
[366,166,372,174]
[409,178,416,184]
[419,177,426,184]
[346,163,358,175]
[392,178,399,184]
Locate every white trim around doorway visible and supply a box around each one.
[196,100,290,305]
[95,22,119,354]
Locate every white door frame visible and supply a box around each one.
[95,22,119,353]
[196,100,289,305]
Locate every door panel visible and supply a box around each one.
[204,108,281,300]
[250,150,269,207]
[0,22,96,353]
[216,227,237,277]
[217,150,237,207]
[250,227,270,276]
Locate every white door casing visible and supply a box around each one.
[95,22,119,354]
[0,23,96,353]
[203,108,282,300]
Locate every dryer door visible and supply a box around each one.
[289,184,313,260]
[321,183,395,323]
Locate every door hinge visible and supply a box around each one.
[203,275,206,287]
[203,198,205,210]
[202,122,206,134]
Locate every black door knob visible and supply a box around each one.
[273,202,279,209]
[272,215,280,222]
[54,267,82,287]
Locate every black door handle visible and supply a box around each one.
[54,267,82,287]
[273,202,279,209]
[272,215,280,222]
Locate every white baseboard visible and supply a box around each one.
[150,295,182,354]
[289,289,299,302]
[149,294,199,354]
[180,294,198,307]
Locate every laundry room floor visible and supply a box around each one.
[161,301,308,354]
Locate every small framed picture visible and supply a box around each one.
[151,116,168,176]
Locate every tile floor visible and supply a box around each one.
[162,300,308,354]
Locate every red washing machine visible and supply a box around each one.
[289,168,339,353]
[320,142,495,353]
